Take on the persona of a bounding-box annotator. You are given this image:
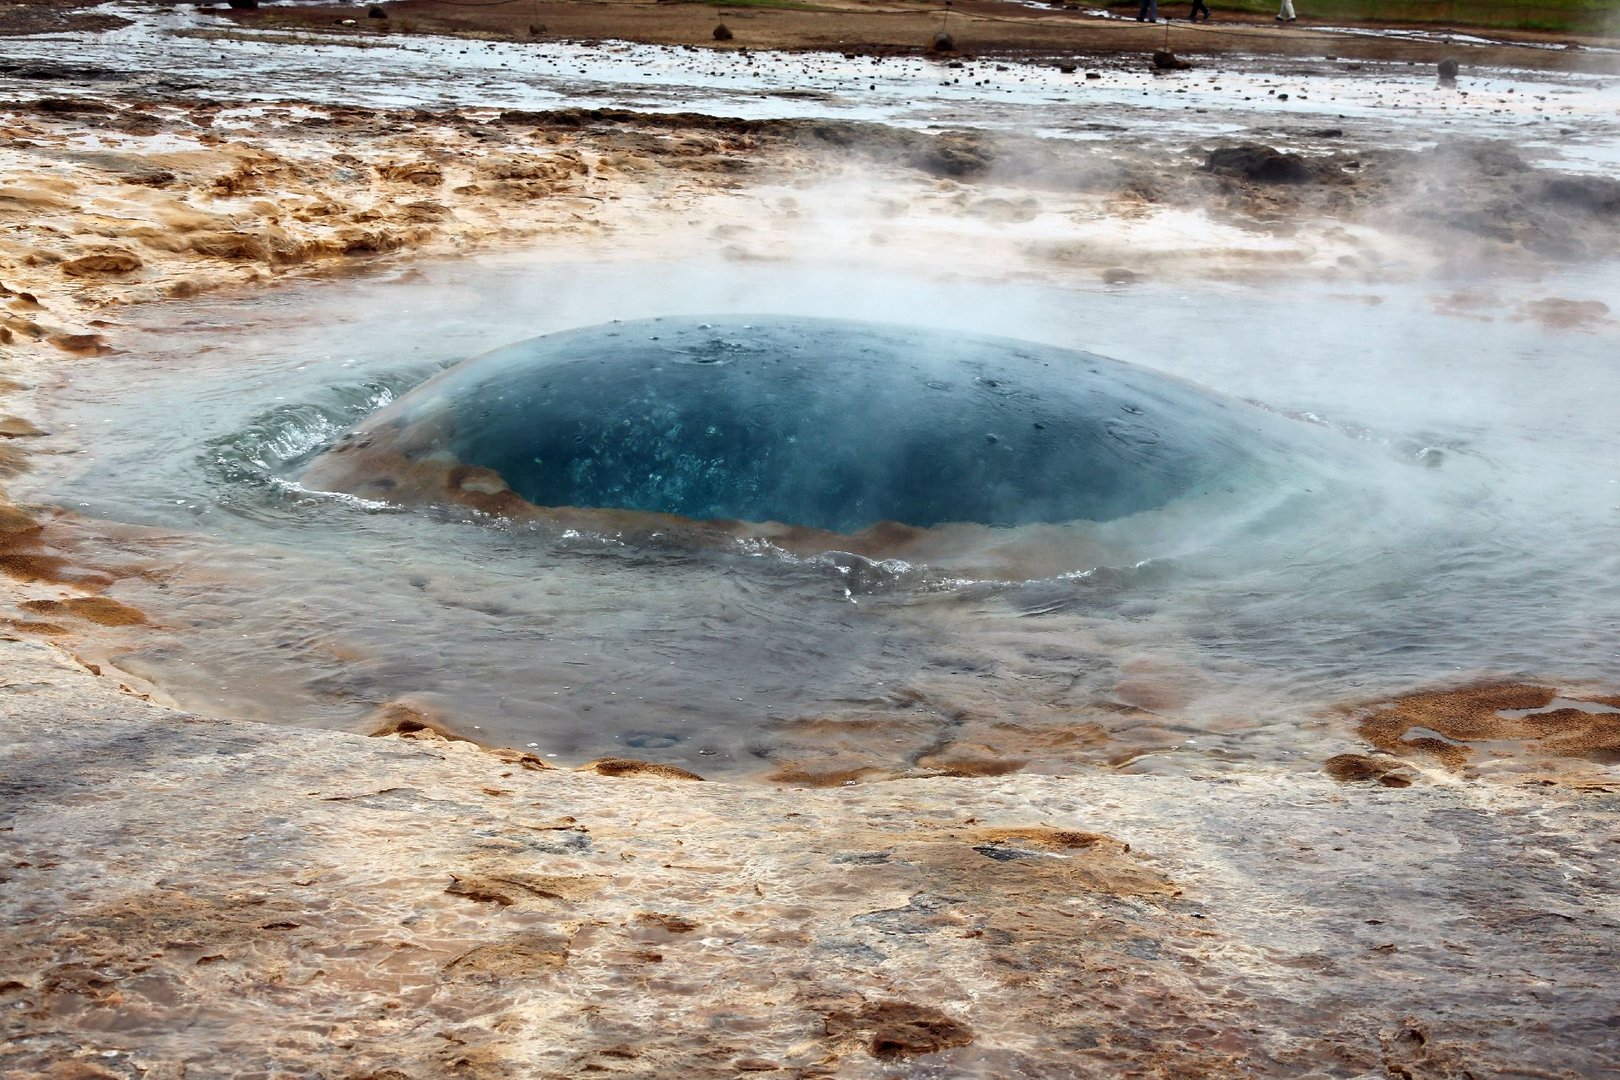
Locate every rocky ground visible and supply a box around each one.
[5,639,1619,1078]
[221,0,1620,73]
[2,2,1620,1076]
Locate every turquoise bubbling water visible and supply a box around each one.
[297,314,1356,533]
[20,251,1620,777]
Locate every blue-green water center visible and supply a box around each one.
[303,315,1317,532]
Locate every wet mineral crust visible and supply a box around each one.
[2,639,1617,1078]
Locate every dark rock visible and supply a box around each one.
[1424,139,1528,177]
[1324,753,1414,788]
[906,131,993,179]
[60,250,142,277]
[973,844,1039,861]
[930,31,955,53]
[0,62,123,81]
[227,0,257,8]
[367,4,386,18]
[28,97,114,114]
[1540,175,1620,216]
[713,23,733,41]
[1058,63,1077,74]
[1204,143,1316,184]
[825,1001,974,1060]
[1438,57,1459,82]
[1151,50,1191,71]
[120,169,177,188]
[1085,70,1102,79]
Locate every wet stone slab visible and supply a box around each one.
[2,638,1618,1078]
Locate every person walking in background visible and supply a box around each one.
[1276,0,1296,21]
[1137,0,1158,22]
[1189,0,1210,20]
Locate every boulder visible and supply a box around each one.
[1540,175,1620,215]
[59,249,143,276]
[1204,144,1316,184]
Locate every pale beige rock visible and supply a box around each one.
[2,638,1617,1078]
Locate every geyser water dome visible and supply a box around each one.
[299,315,1331,536]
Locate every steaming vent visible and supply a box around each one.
[297,315,1319,538]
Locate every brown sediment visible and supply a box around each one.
[915,752,1028,777]
[766,763,902,787]
[447,871,602,908]
[970,826,1114,850]
[1323,752,1415,788]
[956,826,1179,898]
[59,249,142,277]
[366,700,478,742]
[0,502,116,588]
[1,617,69,636]
[1516,297,1614,331]
[631,912,700,934]
[1351,682,1620,771]
[19,596,146,627]
[45,332,111,355]
[825,1000,974,1060]
[761,700,1124,786]
[443,934,571,976]
[0,500,44,548]
[0,444,28,478]
[486,746,556,771]
[581,757,705,781]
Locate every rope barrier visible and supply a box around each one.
[411,0,530,8]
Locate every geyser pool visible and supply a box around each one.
[20,256,1620,779]
[299,315,1337,537]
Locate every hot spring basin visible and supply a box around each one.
[299,315,1326,537]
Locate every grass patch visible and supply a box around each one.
[672,0,836,11]
[1137,0,1617,33]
